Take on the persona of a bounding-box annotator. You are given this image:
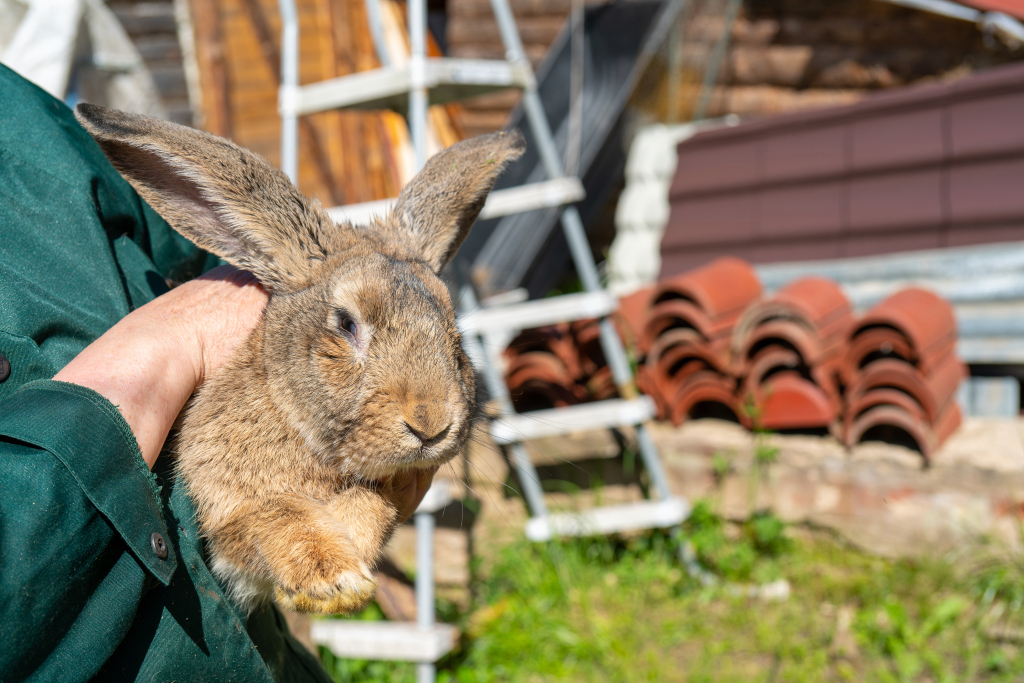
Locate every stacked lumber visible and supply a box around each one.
[841,289,965,461]
[186,0,465,205]
[500,260,966,461]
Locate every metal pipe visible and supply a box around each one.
[415,509,435,683]
[880,0,980,22]
[459,286,551,517]
[364,0,391,68]
[277,0,299,183]
[665,20,684,123]
[878,0,1024,44]
[564,0,584,177]
[635,424,671,500]
[408,0,428,171]
[509,443,550,517]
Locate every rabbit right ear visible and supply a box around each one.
[75,103,341,292]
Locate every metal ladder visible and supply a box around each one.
[277,0,585,224]
[276,0,689,678]
[459,288,690,542]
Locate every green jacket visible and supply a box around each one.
[0,65,333,683]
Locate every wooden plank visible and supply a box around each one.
[189,0,231,136]
[311,621,458,662]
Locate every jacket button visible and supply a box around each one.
[0,353,9,383]
[150,532,168,559]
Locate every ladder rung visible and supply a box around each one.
[327,177,585,225]
[415,479,459,514]
[458,289,616,336]
[490,396,656,445]
[525,498,690,541]
[478,176,585,219]
[283,58,533,116]
[311,621,458,662]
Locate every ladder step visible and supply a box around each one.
[311,621,458,662]
[459,289,617,337]
[327,177,585,225]
[415,479,459,514]
[525,498,690,541]
[477,176,585,219]
[283,58,533,116]
[490,396,656,445]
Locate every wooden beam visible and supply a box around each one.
[189,0,232,137]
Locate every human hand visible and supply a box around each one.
[54,266,268,468]
[382,466,441,524]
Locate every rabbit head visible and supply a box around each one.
[75,103,524,481]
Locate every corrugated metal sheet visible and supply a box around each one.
[659,60,1024,277]
[454,0,678,298]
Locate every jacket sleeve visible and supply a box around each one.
[0,380,177,681]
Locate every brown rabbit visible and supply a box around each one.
[74,103,523,615]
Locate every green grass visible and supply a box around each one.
[319,504,1024,682]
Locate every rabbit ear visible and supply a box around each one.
[387,130,525,273]
[75,103,337,292]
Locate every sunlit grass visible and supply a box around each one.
[319,506,1024,682]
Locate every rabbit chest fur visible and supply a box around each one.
[75,103,524,615]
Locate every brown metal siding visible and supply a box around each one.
[659,62,1024,278]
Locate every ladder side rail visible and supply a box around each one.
[278,0,299,184]
[487,0,675,504]
[408,0,428,171]
[415,508,435,683]
[408,3,432,682]
[487,0,633,394]
[365,0,391,68]
[460,286,551,518]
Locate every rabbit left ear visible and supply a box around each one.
[75,103,347,293]
[385,130,525,273]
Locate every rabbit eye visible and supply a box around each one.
[336,310,358,339]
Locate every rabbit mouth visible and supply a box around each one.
[406,423,450,449]
[401,431,462,467]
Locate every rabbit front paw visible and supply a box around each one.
[274,563,378,615]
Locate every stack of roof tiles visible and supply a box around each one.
[840,289,965,461]
[503,319,616,414]
[620,258,762,425]
[500,258,966,461]
[730,276,853,432]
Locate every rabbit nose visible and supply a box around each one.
[403,401,452,446]
[404,421,451,446]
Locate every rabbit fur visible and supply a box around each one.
[75,103,524,615]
